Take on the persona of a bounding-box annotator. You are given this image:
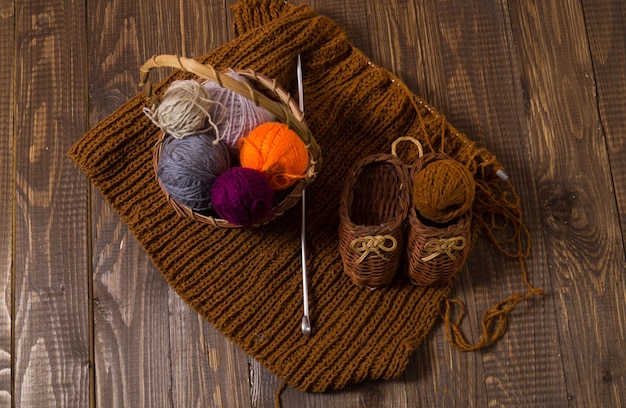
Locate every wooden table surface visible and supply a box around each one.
[3,0,625,406]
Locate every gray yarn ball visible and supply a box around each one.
[157,133,231,211]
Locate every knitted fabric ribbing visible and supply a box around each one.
[68,0,520,392]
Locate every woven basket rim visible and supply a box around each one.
[140,54,321,228]
[339,153,411,232]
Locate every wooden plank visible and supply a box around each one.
[508,1,626,406]
[87,0,181,406]
[87,0,182,125]
[428,1,569,406]
[381,0,569,406]
[580,0,626,404]
[583,0,626,246]
[90,204,173,407]
[12,0,90,406]
[363,0,441,100]
[88,0,255,406]
[0,0,14,405]
[179,0,235,59]
[168,295,252,408]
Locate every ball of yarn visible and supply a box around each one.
[202,73,276,148]
[211,167,274,226]
[412,159,475,224]
[239,122,309,190]
[143,80,221,140]
[157,133,231,211]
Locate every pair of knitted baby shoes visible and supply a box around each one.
[338,137,473,288]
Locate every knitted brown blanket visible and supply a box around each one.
[69,0,539,392]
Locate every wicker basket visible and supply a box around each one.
[338,153,411,288]
[405,152,472,286]
[138,55,321,228]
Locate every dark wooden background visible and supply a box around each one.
[3,0,625,406]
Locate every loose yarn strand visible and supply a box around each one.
[394,74,543,351]
[441,178,543,351]
[274,380,287,408]
[442,257,543,351]
[143,80,224,142]
[474,179,531,258]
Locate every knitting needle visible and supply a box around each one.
[297,54,312,337]
[301,190,312,337]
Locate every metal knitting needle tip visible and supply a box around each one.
[300,188,311,337]
[297,54,311,337]
[496,169,509,181]
[297,55,304,115]
[301,315,312,337]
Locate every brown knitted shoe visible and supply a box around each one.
[339,153,411,288]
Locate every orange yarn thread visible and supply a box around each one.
[412,158,476,224]
[239,122,309,190]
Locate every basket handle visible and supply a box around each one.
[391,136,424,164]
[138,55,310,140]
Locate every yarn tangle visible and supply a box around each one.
[157,133,231,211]
[391,79,544,351]
[412,157,475,224]
[202,72,276,148]
[239,122,309,190]
[211,167,274,226]
[143,79,223,141]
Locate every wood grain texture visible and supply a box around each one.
[383,1,565,406]
[7,0,626,406]
[430,2,568,407]
[168,294,252,408]
[91,201,173,407]
[87,0,180,406]
[583,0,626,246]
[12,0,90,406]
[580,0,626,403]
[509,0,626,406]
[179,0,236,59]
[0,0,14,405]
[87,0,256,407]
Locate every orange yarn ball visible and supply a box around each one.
[239,122,309,190]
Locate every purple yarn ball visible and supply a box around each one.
[211,167,274,226]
